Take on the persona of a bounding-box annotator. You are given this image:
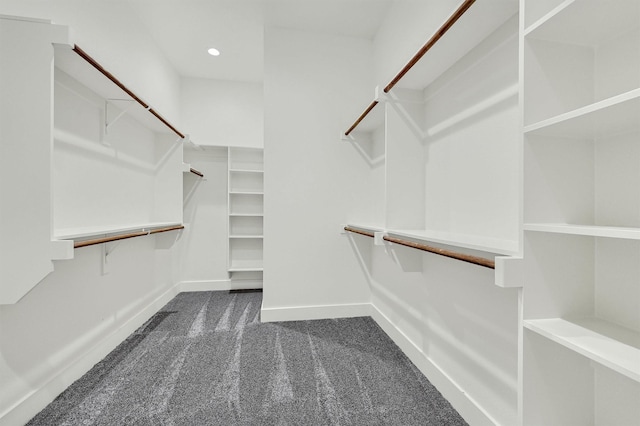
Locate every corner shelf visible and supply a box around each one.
[524,317,640,383]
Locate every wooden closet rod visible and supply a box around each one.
[72,45,186,139]
[344,100,379,136]
[383,235,495,269]
[343,0,475,136]
[190,168,204,177]
[74,225,184,249]
[384,0,476,93]
[344,226,375,238]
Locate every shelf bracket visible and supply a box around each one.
[104,98,136,137]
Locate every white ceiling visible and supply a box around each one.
[127,0,392,83]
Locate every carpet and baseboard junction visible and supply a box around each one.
[28,291,467,425]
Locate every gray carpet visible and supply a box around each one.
[28,291,467,425]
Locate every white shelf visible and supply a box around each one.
[229,235,263,239]
[345,223,519,256]
[229,191,264,195]
[54,222,182,240]
[345,223,385,234]
[524,0,639,46]
[230,168,263,174]
[392,1,518,90]
[524,89,640,139]
[228,259,264,273]
[524,318,640,382]
[387,228,519,256]
[228,267,264,273]
[229,213,263,217]
[524,223,640,240]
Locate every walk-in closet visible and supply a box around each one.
[1,0,638,424]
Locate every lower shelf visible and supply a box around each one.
[228,267,264,273]
[524,317,640,382]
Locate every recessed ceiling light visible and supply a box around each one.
[207,48,220,56]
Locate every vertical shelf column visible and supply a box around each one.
[228,147,264,288]
[520,1,640,424]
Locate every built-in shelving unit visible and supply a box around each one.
[52,42,185,246]
[343,0,520,259]
[0,15,187,303]
[228,148,264,287]
[521,0,640,423]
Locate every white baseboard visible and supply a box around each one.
[178,279,262,292]
[369,304,497,426]
[260,302,371,323]
[0,284,181,426]
[178,279,231,292]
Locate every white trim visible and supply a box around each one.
[0,284,181,426]
[260,302,371,323]
[369,304,498,426]
[178,279,231,292]
[178,279,262,292]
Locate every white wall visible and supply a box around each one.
[0,0,181,126]
[373,0,462,86]
[181,78,263,148]
[261,27,375,319]
[180,147,230,287]
[0,237,182,426]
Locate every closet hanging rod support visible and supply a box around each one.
[104,99,135,134]
[383,235,495,269]
[383,0,476,93]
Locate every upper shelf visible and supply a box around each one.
[53,44,184,138]
[524,89,640,139]
[525,0,639,46]
[392,1,517,91]
[344,0,517,136]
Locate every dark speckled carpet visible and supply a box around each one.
[28,291,467,425]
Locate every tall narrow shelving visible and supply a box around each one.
[521,1,640,424]
[228,147,264,288]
